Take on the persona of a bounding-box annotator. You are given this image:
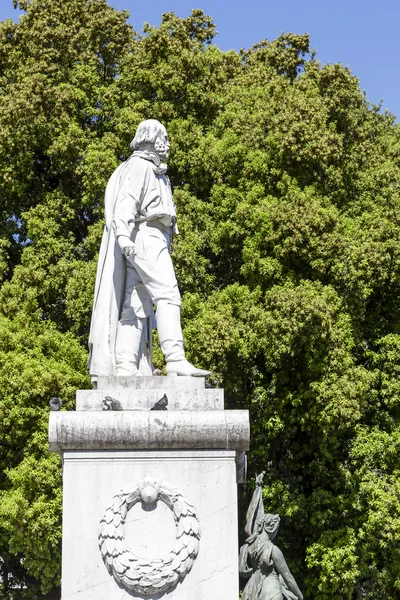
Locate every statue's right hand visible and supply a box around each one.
[256,471,265,486]
[117,235,136,258]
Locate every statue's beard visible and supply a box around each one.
[154,140,169,160]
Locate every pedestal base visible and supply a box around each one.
[62,450,239,600]
[50,378,249,600]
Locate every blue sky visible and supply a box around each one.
[1,0,399,119]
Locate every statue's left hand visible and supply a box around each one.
[123,245,136,258]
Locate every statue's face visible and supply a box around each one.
[154,126,170,160]
[269,527,278,541]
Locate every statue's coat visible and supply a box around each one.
[88,158,153,377]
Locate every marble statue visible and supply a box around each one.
[88,119,211,379]
[239,473,303,600]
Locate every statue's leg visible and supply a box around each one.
[115,319,144,376]
[131,222,210,377]
[115,262,154,376]
[155,302,211,376]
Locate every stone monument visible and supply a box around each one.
[49,120,250,599]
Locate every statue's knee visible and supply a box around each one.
[157,298,181,310]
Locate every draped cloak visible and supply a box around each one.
[88,157,154,377]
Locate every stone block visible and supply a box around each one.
[75,387,224,411]
[61,450,239,600]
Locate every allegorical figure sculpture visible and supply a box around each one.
[239,473,303,600]
[88,119,210,379]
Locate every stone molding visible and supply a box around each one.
[49,410,250,452]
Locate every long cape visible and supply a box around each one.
[88,158,153,377]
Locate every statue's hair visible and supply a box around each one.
[255,513,280,538]
[130,119,165,151]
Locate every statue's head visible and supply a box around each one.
[130,119,170,160]
[256,513,280,540]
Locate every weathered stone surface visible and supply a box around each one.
[52,358,248,599]
[49,410,250,452]
[76,387,224,411]
[96,375,206,390]
[61,450,239,600]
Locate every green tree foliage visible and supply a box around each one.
[1,0,400,597]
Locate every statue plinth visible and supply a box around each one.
[49,377,250,600]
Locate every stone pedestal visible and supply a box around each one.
[49,377,250,600]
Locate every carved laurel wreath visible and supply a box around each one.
[98,479,201,595]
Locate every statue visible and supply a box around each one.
[239,473,303,600]
[88,119,210,379]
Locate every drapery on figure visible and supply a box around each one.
[88,119,210,381]
[239,473,303,600]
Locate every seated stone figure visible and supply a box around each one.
[239,473,303,600]
[88,119,210,379]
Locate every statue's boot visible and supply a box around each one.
[156,303,211,377]
[115,319,143,376]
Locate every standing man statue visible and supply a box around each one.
[88,119,210,380]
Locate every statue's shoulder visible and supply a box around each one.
[126,155,154,174]
[110,157,146,185]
